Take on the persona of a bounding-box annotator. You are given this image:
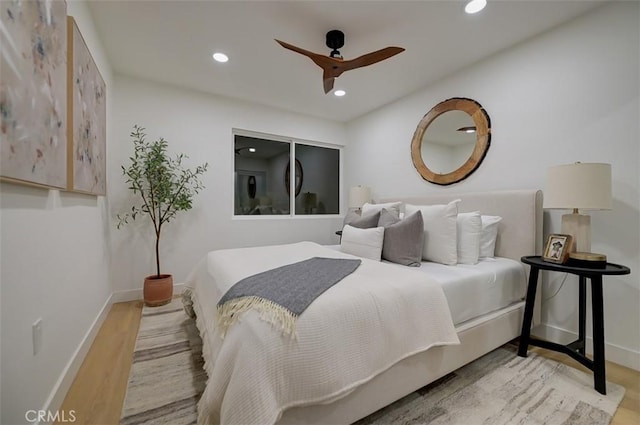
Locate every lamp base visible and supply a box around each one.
[567,252,607,269]
[561,212,590,253]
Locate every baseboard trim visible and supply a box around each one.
[40,293,113,424]
[537,323,640,371]
[111,288,142,303]
[112,282,186,303]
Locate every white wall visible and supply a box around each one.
[110,76,346,294]
[0,1,114,423]
[346,2,639,369]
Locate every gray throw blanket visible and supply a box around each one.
[217,257,361,337]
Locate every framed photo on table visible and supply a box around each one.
[543,234,573,264]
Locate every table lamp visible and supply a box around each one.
[543,162,612,264]
[303,192,317,214]
[349,186,371,213]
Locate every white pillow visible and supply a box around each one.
[480,215,502,258]
[361,202,401,219]
[340,225,385,261]
[405,199,460,265]
[457,212,482,264]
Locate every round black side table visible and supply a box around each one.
[517,255,630,395]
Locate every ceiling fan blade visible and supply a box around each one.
[276,39,404,95]
[275,39,337,70]
[275,39,317,58]
[323,74,335,94]
[342,46,405,71]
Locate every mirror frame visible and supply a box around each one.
[284,159,303,197]
[410,97,491,186]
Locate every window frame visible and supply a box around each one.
[232,128,343,219]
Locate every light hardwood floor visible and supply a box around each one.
[57,301,143,425]
[58,300,639,424]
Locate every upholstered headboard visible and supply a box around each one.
[381,189,543,325]
[380,189,543,264]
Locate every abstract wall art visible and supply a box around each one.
[67,16,106,196]
[0,0,68,189]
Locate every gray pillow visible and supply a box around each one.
[343,210,381,229]
[378,209,424,267]
[378,208,401,227]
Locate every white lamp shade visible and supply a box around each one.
[303,192,317,208]
[349,186,371,209]
[544,163,612,211]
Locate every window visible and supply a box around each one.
[234,131,340,216]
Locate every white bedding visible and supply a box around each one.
[326,245,527,326]
[185,241,459,425]
[409,257,526,325]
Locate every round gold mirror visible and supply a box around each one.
[411,97,491,185]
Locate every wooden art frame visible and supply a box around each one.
[67,16,106,196]
[543,233,573,264]
[0,0,68,189]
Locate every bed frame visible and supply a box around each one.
[279,189,543,424]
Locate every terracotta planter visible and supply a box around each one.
[143,274,173,306]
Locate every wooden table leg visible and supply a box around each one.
[518,267,540,357]
[591,276,607,395]
[578,276,587,355]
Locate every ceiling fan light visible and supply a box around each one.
[334,90,346,97]
[212,52,229,63]
[465,0,487,14]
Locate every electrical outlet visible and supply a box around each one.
[32,318,42,356]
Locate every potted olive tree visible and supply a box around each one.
[118,125,208,306]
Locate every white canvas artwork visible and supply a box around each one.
[68,16,106,196]
[0,0,68,188]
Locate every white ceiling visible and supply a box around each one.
[88,0,604,123]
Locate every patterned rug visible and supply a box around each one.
[355,345,625,425]
[120,299,625,424]
[120,299,206,425]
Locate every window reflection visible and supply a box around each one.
[234,133,340,216]
[234,136,290,215]
[295,144,339,215]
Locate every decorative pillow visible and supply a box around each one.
[340,225,385,261]
[405,199,460,265]
[361,201,401,219]
[457,212,482,265]
[343,210,381,229]
[378,209,424,266]
[480,215,502,258]
[377,207,401,227]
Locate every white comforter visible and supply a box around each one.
[185,242,459,425]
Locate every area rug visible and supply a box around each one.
[120,298,206,425]
[121,299,625,424]
[355,345,625,425]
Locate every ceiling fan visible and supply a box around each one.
[275,30,405,94]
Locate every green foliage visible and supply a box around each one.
[117,125,208,276]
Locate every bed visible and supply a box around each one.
[184,189,543,425]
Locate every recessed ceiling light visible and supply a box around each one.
[465,0,487,14]
[457,126,476,133]
[212,52,229,63]
[334,89,346,97]
[249,147,256,153]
